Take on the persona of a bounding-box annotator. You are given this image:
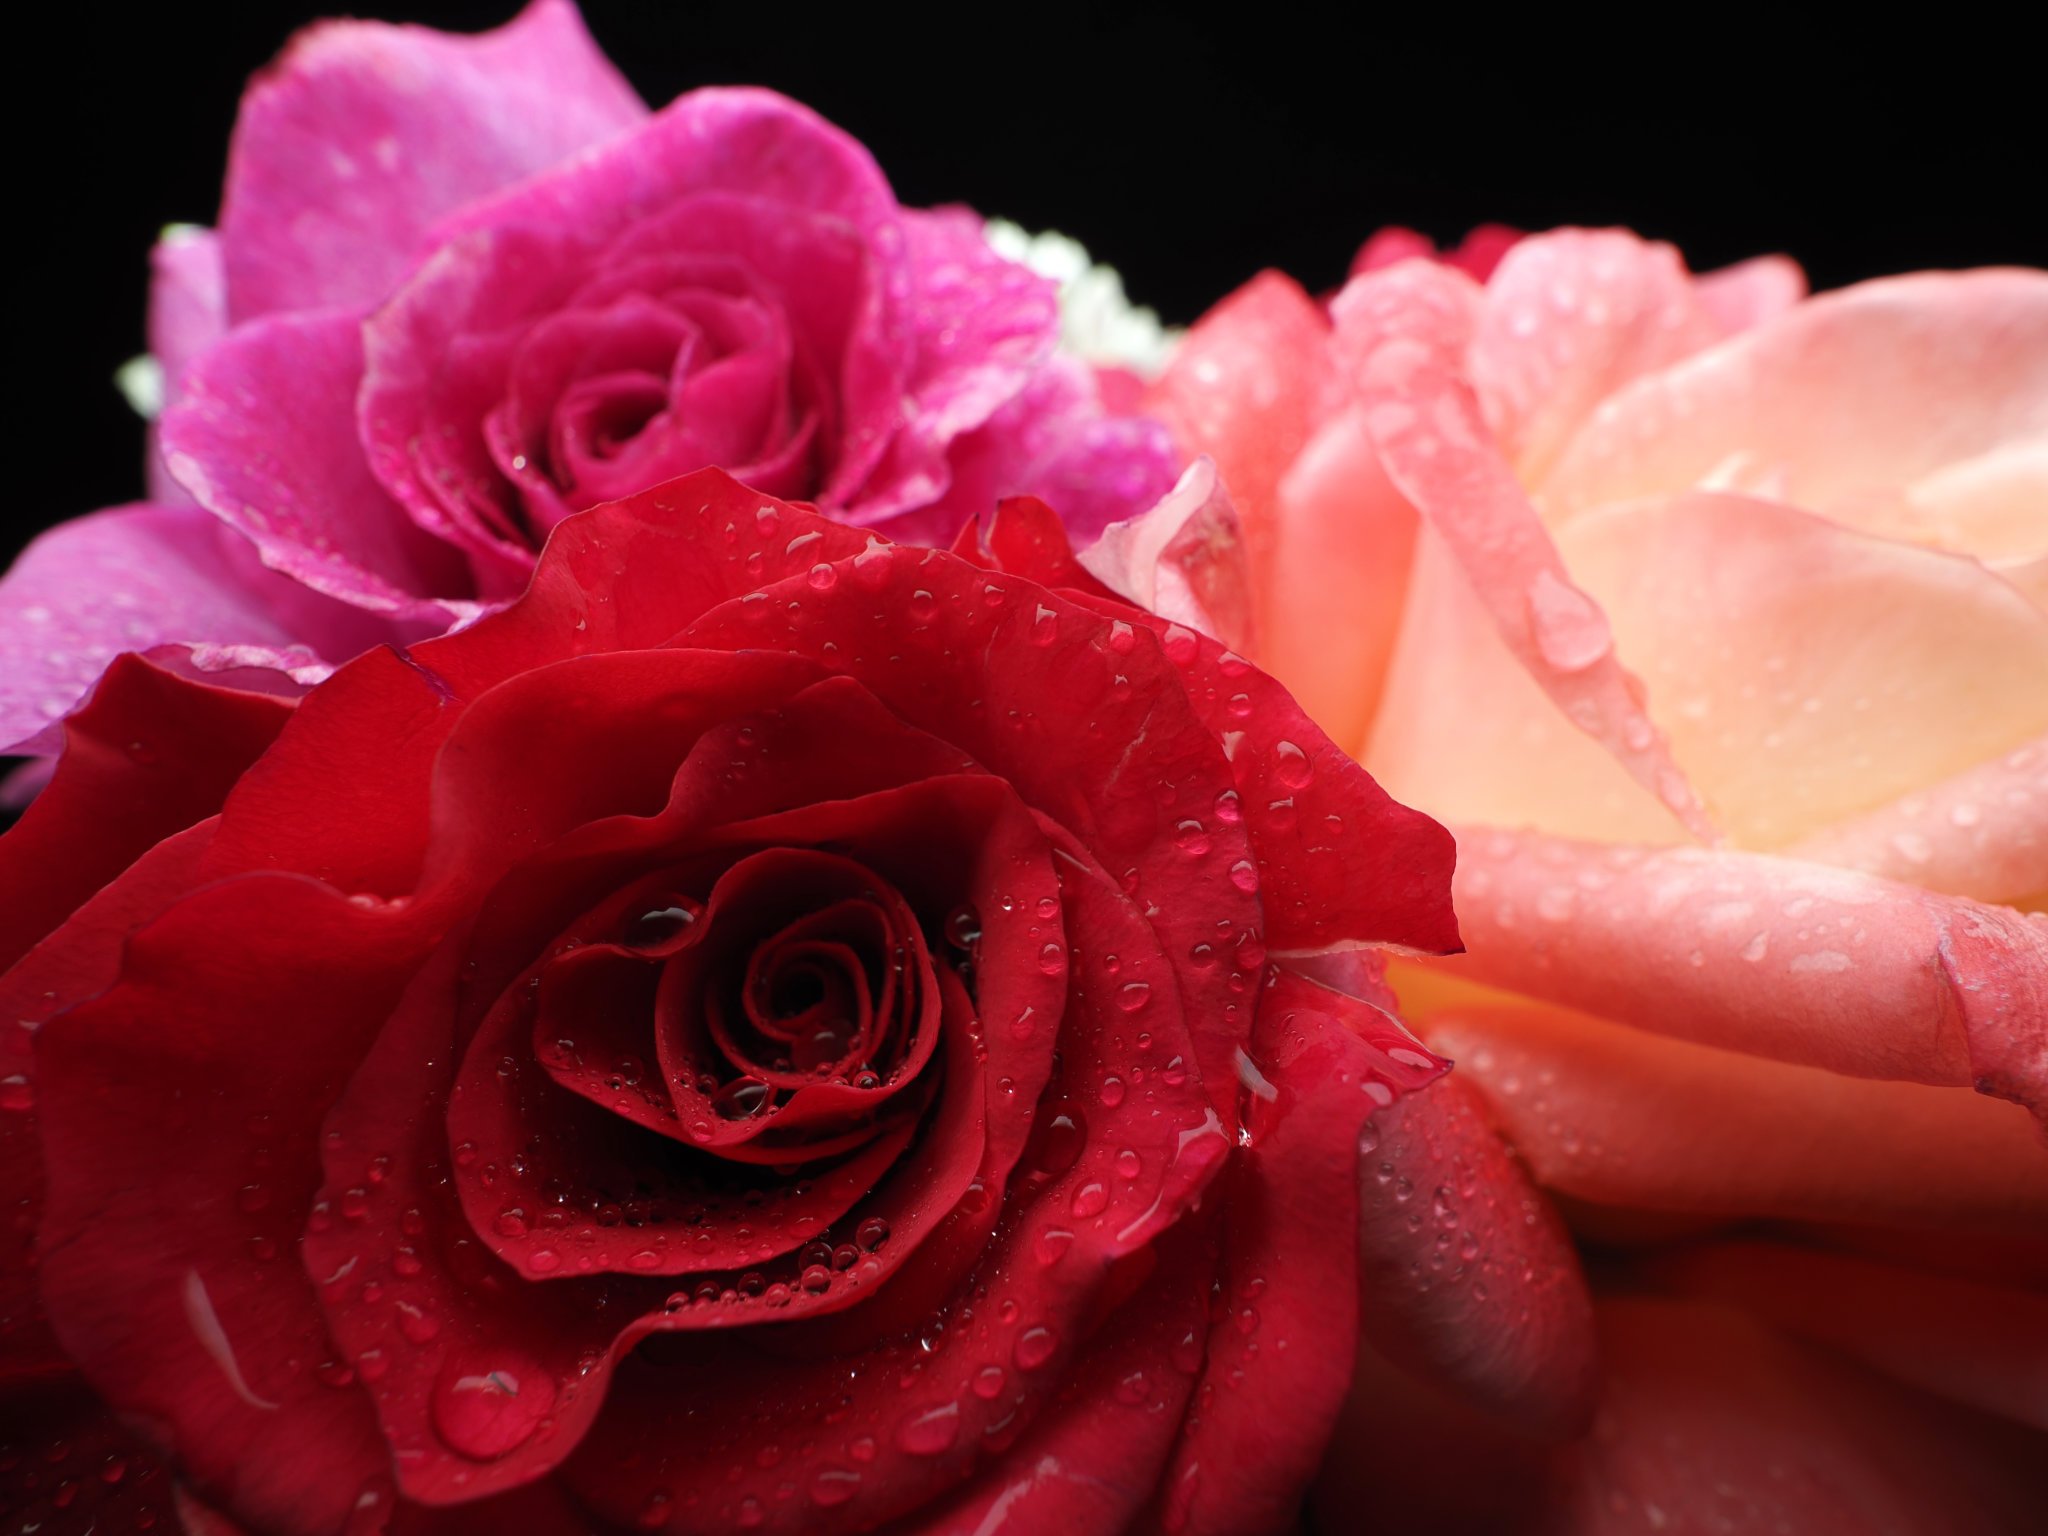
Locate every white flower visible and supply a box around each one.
[985,218,1181,378]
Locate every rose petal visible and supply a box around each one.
[219,0,644,320]
[428,87,897,274]
[1645,1240,2048,1430]
[0,1379,186,1533]
[1558,490,2048,849]
[1,821,218,1384]
[33,876,435,1533]
[1149,968,1449,1536]
[1365,525,1691,845]
[1538,269,2048,558]
[1142,270,1332,624]
[145,226,228,505]
[1078,455,1258,653]
[1468,229,1726,485]
[1692,252,1808,336]
[1789,734,2048,905]
[1555,1297,2048,1535]
[849,206,1060,521]
[1353,1073,1598,1441]
[198,645,461,897]
[1331,260,1715,840]
[899,1223,1216,1536]
[0,653,291,969]
[1436,827,2048,1111]
[1259,404,1419,757]
[0,505,320,754]
[1423,1003,2048,1230]
[557,848,1227,1533]
[161,311,477,620]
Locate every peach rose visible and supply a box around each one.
[1136,228,2048,1529]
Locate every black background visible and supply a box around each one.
[13,2,2045,561]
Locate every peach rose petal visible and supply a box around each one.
[1691,253,1809,337]
[1259,406,1419,757]
[1438,827,2048,1112]
[1466,229,1725,485]
[1645,1240,2048,1430]
[1366,527,1693,845]
[1559,1297,2048,1536]
[1789,734,2048,906]
[1560,491,2048,849]
[1537,269,2048,547]
[1423,1004,2048,1231]
[1330,261,1715,842]
[1141,270,1331,619]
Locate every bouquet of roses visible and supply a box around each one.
[2,5,2041,1533]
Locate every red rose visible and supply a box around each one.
[1,469,1456,1534]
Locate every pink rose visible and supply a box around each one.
[0,1,1175,757]
[1137,226,2048,1527]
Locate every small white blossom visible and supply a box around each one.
[985,218,1181,378]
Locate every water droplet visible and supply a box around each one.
[1014,1326,1058,1369]
[628,903,699,948]
[908,589,937,622]
[1227,859,1258,892]
[1037,942,1066,975]
[806,562,838,592]
[1272,741,1313,788]
[1031,606,1060,646]
[945,905,982,950]
[856,1217,891,1252]
[973,1364,1006,1399]
[1071,1181,1109,1218]
[1099,1075,1126,1108]
[713,1077,772,1121]
[811,1465,860,1507]
[0,1075,34,1112]
[1116,982,1152,1013]
[431,1354,556,1461]
[896,1400,961,1456]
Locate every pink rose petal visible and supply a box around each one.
[1646,1240,2048,1430]
[219,0,644,320]
[1467,229,1726,485]
[144,227,227,506]
[0,506,318,753]
[1438,826,2048,1113]
[1537,269,2048,552]
[1559,491,2048,849]
[1423,1002,2048,1229]
[1331,260,1715,840]
[1789,735,2048,905]
[1077,455,1256,651]
[162,310,477,622]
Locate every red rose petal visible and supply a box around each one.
[0,1378,183,1536]
[677,513,1266,1138]
[0,653,290,969]
[1148,968,1448,1536]
[550,840,1225,1533]
[33,876,435,1533]
[1353,1073,1598,1441]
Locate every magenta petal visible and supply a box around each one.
[427,87,898,262]
[0,505,321,754]
[145,227,227,506]
[161,310,476,621]
[219,0,644,320]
